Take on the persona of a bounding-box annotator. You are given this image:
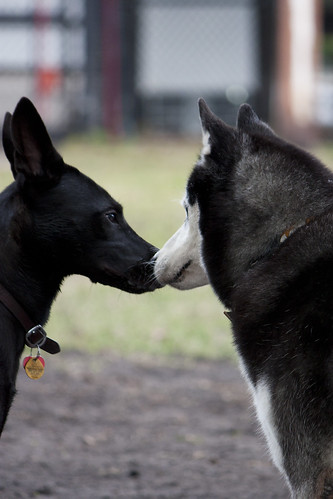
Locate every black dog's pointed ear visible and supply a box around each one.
[2,112,16,178]
[9,97,64,184]
[237,104,275,137]
[198,98,237,160]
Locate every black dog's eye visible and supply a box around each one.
[105,211,119,224]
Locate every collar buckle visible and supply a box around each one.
[25,325,47,349]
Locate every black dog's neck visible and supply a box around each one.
[0,221,63,329]
[0,264,62,328]
[0,192,63,327]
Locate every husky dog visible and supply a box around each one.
[154,99,333,498]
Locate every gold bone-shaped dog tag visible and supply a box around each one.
[23,356,45,380]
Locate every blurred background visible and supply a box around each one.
[0,0,332,359]
[0,0,332,141]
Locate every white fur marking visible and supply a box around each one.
[201,130,211,156]
[253,380,284,474]
[238,358,284,475]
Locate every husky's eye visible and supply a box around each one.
[105,211,119,224]
[184,205,189,217]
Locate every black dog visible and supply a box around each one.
[0,97,160,435]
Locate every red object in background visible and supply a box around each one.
[36,68,62,95]
[34,1,62,99]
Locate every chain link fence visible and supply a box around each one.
[0,0,274,136]
[135,0,263,134]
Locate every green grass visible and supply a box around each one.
[0,136,234,359]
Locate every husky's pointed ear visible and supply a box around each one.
[198,98,236,157]
[198,98,230,135]
[237,104,275,137]
[198,98,220,130]
[9,97,65,185]
[2,112,16,178]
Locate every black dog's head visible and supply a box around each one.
[2,97,160,294]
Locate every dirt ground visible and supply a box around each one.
[0,351,289,498]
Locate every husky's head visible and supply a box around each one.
[154,99,333,305]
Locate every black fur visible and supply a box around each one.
[0,97,160,435]
[191,99,333,497]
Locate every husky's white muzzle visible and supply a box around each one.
[154,200,209,290]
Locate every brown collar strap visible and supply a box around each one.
[0,283,60,354]
[280,217,314,244]
[224,311,233,322]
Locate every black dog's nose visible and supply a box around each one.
[149,245,160,259]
